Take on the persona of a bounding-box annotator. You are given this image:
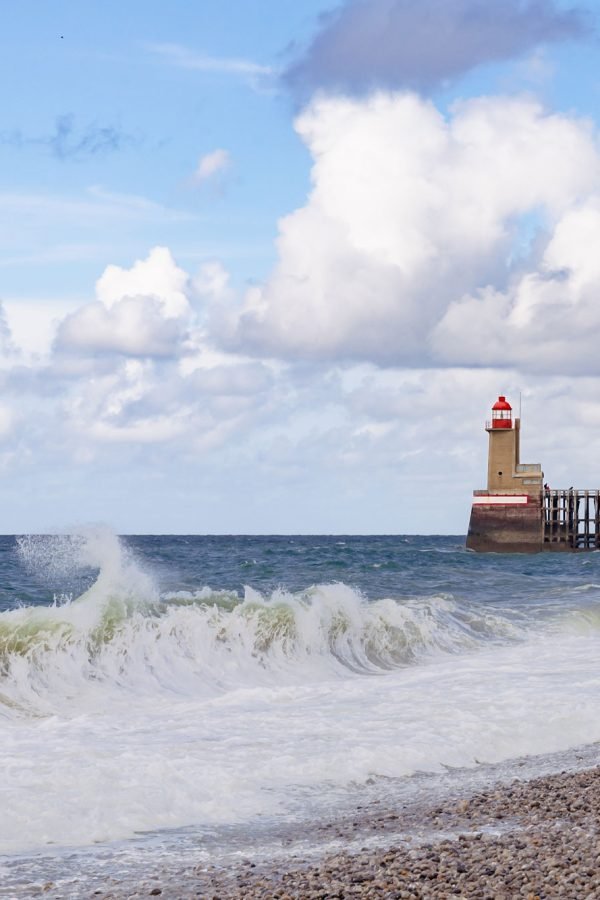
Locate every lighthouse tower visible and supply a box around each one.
[466,396,544,552]
[487,396,520,493]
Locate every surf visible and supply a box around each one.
[2,530,600,856]
[0,529,531,720]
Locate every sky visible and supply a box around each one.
[2,0,600,534]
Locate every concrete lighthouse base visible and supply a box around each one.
[466,496,544,553]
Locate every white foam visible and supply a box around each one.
[2,627,600,854]
[2,531,600,855]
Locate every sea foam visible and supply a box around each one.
[2,530,600,855]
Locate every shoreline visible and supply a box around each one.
[87,757,600,899]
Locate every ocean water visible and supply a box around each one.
[2,530,600,893]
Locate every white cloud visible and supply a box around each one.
[432,196,600,373]
[58,358,193,447]
[192,149,231,185]
[55,247,192,358]
[56,296,188,358]
[96,246,190,317]
[192,260,231,302]
[145,42,273,86]
[222,92,600,369]
[54,351,276,453]
[0,187,195,226]
[2,298,82,360]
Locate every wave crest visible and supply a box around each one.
[0,578,525,720]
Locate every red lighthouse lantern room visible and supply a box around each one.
[491,395,512,429]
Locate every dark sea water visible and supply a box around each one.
[2,531,596,611]
[2,530,600,893]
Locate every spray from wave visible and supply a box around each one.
[16,526,157,603]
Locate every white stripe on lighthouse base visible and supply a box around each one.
[472,494,528,506]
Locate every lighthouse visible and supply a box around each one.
[466,396,544,552]
[467,396,600,552]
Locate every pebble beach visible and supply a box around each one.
[78,760,600,900]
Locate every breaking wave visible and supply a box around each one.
[0,528,531,719]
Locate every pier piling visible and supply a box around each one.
[544,490,600,550]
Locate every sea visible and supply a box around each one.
[2,529,600,896]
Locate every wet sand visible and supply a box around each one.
[87,763,600,900]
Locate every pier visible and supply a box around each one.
[544,489,600,550]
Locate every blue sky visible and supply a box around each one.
[2,0,600,533]
[0,1,326,296]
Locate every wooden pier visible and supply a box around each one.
[544,489,600,551]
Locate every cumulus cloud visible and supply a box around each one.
[56,296,188,358]
[432,197,600,373]
[223,91,600,371]
[96,246,190,317]
[56,247,192,358]
[192,149,231,185]
[42,242,280,452]
[285,0,589,96]
[55,350,277,453]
